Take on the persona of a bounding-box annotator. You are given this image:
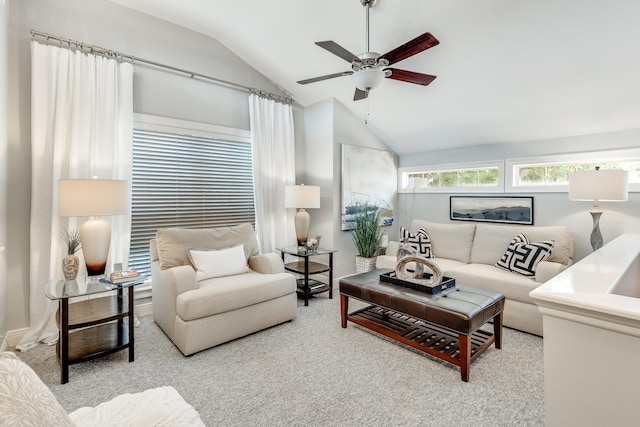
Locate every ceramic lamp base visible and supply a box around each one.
[295,209,310,246]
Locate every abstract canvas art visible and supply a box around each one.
[341,144,397,230]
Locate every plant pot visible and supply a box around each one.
[356,256,377,273]
[62,254,79,281]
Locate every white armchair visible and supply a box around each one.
[150,223,297,356]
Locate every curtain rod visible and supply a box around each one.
[30,30,294,105]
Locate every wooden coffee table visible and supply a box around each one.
[340,269,505,382]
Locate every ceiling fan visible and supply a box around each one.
[297,0,439,101]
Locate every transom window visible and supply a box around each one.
[399,161,504,193]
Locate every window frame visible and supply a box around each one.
[129,114,253,278]
[505,148,640,193]
[398,160,505,194]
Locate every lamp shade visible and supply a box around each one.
[285,185,320,209]
[59,179,128,217]
[568,170,628,202]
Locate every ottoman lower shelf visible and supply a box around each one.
[347,305,497,379]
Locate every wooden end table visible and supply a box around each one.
[44,277,146,384]
[278,246,336,306]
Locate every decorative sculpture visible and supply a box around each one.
[395,242,443,287]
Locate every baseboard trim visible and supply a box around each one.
[6,327,28,349]
[135,301,153,318]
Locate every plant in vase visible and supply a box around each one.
[61,228,81,281]
[350,206,383,273]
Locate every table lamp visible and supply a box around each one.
[568,167,628,251]
[285,184,320,246]
[59,178,128,277]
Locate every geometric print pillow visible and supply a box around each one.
[495,233,555,277]
[400,226,434,258]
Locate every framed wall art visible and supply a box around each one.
[450,196,534,225]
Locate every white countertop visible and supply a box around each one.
[530,233,640,335]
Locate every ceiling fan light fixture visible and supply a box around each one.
[351,68,384,91]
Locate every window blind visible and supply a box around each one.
[129,128,255,277]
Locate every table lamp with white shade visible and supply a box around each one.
[58,178,128,277]
[568,167,628,251]
[285,184,320,246]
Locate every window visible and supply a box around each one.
[128,115,254,277]
[506,149,640,192]
[399,161,504,193]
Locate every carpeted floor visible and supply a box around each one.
[17,293,544,426]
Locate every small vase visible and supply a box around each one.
[62,254,79,281]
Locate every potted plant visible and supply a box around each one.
[351,206,383,273]
[61,228,81,281]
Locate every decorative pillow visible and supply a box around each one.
[400,226,434,258]
[495,233,555,277]
[0,352,75,426]
[188,244,248,281]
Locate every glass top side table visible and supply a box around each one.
[278,246,336,306]
[44,277,146,383]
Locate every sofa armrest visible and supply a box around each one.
[535,261,567,283]
[249,253,285,274]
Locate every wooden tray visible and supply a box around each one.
[379,270,456,295]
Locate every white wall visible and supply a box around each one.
[6,0,290,332]
[398,128,640,261]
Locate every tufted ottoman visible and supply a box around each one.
[340,269,505,381]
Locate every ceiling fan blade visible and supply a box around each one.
[385,68,437,86]
[316,41,359,63]
[297,71,353,85]
[379,32,439,65]
[353,88,368,101]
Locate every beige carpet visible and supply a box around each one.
[17,293,544,426]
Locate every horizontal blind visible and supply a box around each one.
[129,128,255,276]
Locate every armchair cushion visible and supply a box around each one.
[156,223,260,269]
[188,244,248,281]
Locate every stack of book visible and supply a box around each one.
[100,270,141,285]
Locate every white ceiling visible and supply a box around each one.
[109,0,640,155]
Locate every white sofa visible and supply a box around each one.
[151,223,297,356]
[376,220,574,336]
[0,351,205,426]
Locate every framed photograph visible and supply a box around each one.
[450,196,534,225]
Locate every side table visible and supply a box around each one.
[278,246,336,306]
[44,277,146,384]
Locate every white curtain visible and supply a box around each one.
[249,94,296,253]
[17,41,133,351]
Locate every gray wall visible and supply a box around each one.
[301,98,395,279]
[1,0,8,350]
[5,0,289,332]
[398,128,640,261]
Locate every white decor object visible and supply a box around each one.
[285,184,320,246]
[59,179,128,277]
[569,168,628,251]
[351,68,384,91]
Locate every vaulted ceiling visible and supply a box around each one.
[109,0,640,155]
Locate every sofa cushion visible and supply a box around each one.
[446,263,539,305]
[470,223,572,265]
[176,272,295,321]
[495,233,554,277]
[188,245,248,281]
[0,352,75,427]
[400,226,433,257]
[410,220,476,263]
[156,223,260,270]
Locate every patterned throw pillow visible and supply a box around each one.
[399,226,434,258]
[495,233,555,277]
